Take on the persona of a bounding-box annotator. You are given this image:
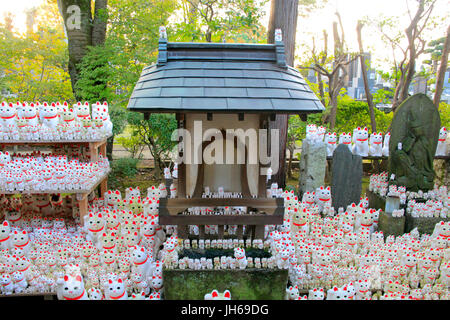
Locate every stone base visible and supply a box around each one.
[163,269,288,300]
[378,211,405,238]
[367,190,386,211]
[404,213,450,235]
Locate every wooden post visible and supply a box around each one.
[99,141,107,158]
[89,142,98,162]
[77,193,88,226]
[100,177,108,197]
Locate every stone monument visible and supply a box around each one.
[331,144,362,210]
[388,94,441,191]
[299,139,327,196]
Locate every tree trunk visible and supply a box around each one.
[267,0,299,189]
[434,24,450,108]
[92,0,108,46]
[57,0,108,99]
[356,21,377,133]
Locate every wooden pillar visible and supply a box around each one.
[217,225,224,238]
[77,193,88,226]
[254,225,265,239]
[177,224,188,239]
[99,141,107,158]
[89,142,98,162]
[100,177,108,196]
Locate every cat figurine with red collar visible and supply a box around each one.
[436,127,448,156]
[315,186,331,212]
[151,274,164,294]
[21,103,39,127]
[285,285,300,300]
[0,102,17,130]
[234,247,247,269]
[74,102,91,123]
[41,102,60,129]
[57,275,88,300]
[83,211,106,249]
[0,273,14,295]
[339,132,352,151]
[352,127,369,157]
[308,288,325,300]
[324,132,337,156]
[204,289,231,300]
[131,271,150,295]
[382,132,390,156]
[12,270,28,293]
[0,220,12,250]
[369,132,383,157]
[131,246,154,281]
[105,278,128,300]
[88,287,103,300]
[11,230,31,256]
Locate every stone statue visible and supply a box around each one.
[388,94,441,191]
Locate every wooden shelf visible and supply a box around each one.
[159,197,284,240]
[0,170,110,195]
[0,135,111,146]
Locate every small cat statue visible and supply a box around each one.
[369,132,383,157]
[105,278,128,300]
[339,132,352,151]
[382,132,391,157]
[234,247,247,269]
[0,273,14,295]
[0,220,12,250]
[324,132,337,157]
[352,127,369,157]
[58,275,89,300]
[436,127,448,156]
[204,289,231,300]
[41,102,60,129]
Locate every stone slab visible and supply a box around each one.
[298,139,327,196]
[378,211,405,238]
[331,144,362,210]
[163,269,288,300]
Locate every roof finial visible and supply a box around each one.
[159,26,167,40]
[274,28,282,42]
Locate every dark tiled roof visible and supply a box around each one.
[127,40,324,113]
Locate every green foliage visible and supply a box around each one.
[0,1,73,101]
[116,133,145,159]
[171,0,268,43]
[74,44,113,102]
[111,157,140,180]
[439,102,450,129]
[333,96,393,134]
[373,88,394,105]
[126,112,177,173]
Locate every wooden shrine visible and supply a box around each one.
[127,29,324,239]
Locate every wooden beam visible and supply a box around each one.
[159,198,284,215]
[159,213,283,226]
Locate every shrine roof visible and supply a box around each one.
[127,39,324,114]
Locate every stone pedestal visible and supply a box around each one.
[163,269,288,300]
[378,211,405,238]
[404,213,450,235]
[299,139,326,196]
[331,144,362,210]
[367,190,386,211]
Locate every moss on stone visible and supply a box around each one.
[163,269,288,300]
[378,211,405,238]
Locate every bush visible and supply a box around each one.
[111,157,140,179]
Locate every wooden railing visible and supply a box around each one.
[158,197,284,239]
